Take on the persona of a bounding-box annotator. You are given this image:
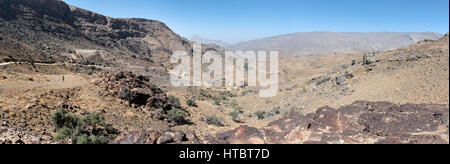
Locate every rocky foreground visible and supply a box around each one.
[111,101,449,144]
[3,101,447,144]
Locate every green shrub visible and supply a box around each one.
[87,71,93,75]
[51,108,78,129]
[81,112,103,126]
[167,95,181,108]
[352,60,357,65]
[213,97,221,105]
[206,115,223,126]
[255,110,266,120]
[51,108,117,144]
[230,101,242,112]
[186,98,197,107]
[229,109,241,123]
[168,108,186,125]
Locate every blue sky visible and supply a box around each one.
[64,0,449,44]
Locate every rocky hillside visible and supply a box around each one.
[0,0,191,67]
[227,32,443,56]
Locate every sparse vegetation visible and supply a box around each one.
[168,95,181,108]
[168,108,187,125]
[212,96,221,105]
[186,98,197,107]
[255,110,266,120]
[230,101,243,112]
[352,60,357,65]
[229,109,241,123]
[302,87,308,94]
[205,115,223,126]
[51,108,118,144]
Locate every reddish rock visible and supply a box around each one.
[206,101,449,144]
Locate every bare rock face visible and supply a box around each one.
[0,0,74,23]
[97,71,169,109]
[206,101,449,144]
[109,130,200,144]
[0,0,191,67]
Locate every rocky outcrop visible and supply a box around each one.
[109,130,201,144]
[96,71,169,109]
[0,0,74,23]
[206,101,449,144]
[0,0,191,67]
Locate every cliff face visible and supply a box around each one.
[0,0,74,24]
[0,0,191,67]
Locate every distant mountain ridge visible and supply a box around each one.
[227,32,443,56]
[191,35,229,47]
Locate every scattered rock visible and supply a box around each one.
[154,109,166,120]
[109,131,161,144]
[0,127,57,144]
[406,54,426,61]
[157,133,174,144]
[1,120,7,127]
[363,52,379,65]
[110,130,200,144]
[336,75,348,85]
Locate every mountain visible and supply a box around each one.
[227,32,443,56]
[0,0,192,68]
[191,35,229,47]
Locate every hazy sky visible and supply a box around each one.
[64,0,449,44]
